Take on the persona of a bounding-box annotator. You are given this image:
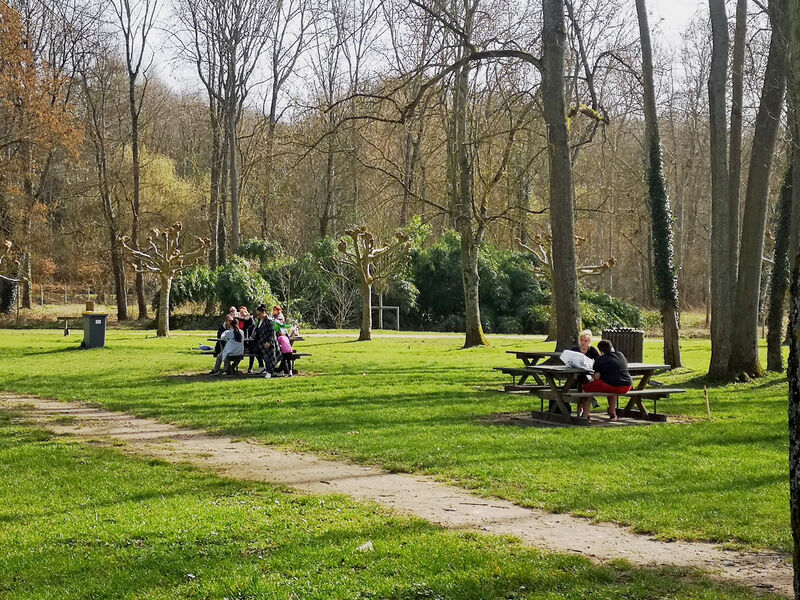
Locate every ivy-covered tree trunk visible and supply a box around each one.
[359,279,372,342]
[157,274,172,338]
[767,166,793,372]
[541,0,580,351]
[731,0,786,379]
[636,0,682,367]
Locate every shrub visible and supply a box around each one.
[579,289,641,331]
[216,256,277,311]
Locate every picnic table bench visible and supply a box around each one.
[57,315,77,336]
[525,362,682,425]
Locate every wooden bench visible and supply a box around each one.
[560,388,686,422]
[217,351,311,375]
[492,367,548,392]
[57,316,77,336]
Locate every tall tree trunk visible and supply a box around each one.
[109,228,128,321]
[157,274,171,337]
[451,58,488,348]
[321,136,335,237]
[209,109,220,270]
[262,117,277,239]
[636,0,683,367]
[767,165,793,371]
[227,101,240,253]
[541,0,580,351]
[129,88,147,320]
[788,0,800,591]
[708,0,733,378]
[21,143,33,309]
[731,0,787,379]
[218,124,229,267]
[359,279,372,341]
[729,0,747,280]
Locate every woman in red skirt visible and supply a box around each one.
[579,339,632,422]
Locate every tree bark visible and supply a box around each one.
[109,228,127,322]
[541,0,580,351]
[636,0,682,367]
[729,0,747,280]
[731,0,787,379]
[767,166,793,371]
[157,274,171,337]
[787,0,800,591]
[359,279,372,341]
[708,0,733,378]
[227,97,240,253]
[129,98,147,320]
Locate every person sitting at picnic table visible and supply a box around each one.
[276,328,294,377]
[571,329,599,360]
[272,304,285,325]
[211,317,244,376]
[214,314,234,357]
[577,339,632,422]
[252,304,281,379]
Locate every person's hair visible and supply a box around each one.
[597,339,613,354]
[231,318,242,342]
[239,305,248,312]
[273,305,282,312]
[579,329,592,340]
[256,304,267,313]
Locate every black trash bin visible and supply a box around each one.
[81,311,108,348]
[601,327,644,363]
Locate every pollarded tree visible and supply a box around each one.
[120,222,208,337]
[331,227,411,341]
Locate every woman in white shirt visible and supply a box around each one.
[211,318,245,375]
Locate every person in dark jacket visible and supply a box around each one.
[578,339,633,422]
[251,304,280,378]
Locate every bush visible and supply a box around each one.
[216,256,277,311]
[579,289,641,332]
[525,304,551,335]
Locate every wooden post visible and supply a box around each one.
[40,284,44,307]
[704,386,711,418]
[64,283,67,304]
[378,293,384,330]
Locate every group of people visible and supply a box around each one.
[571,329,633,422]
[211,304,295,378]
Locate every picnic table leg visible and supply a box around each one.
[546,373,575,417]
[519,357,545,385]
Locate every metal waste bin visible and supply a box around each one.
[602,327,643,362]
[81,311,108,348]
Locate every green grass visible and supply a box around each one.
[0,410,780,599]
[0,330,789,552]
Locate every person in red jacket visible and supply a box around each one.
[578,339,632,422]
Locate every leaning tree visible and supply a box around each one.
[329,227,412,341]
[120,223,208,337]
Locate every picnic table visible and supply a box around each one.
[57,315,76,336]
[526,362,684,425]
[493,351,562,391]
[205,335,310,374]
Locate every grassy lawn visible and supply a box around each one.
[0,329,789,553]
[0,410,780,599]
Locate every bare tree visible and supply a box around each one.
[120,222,208,336]
[731,0,787,379]
[707,0,732,378]
[112,0,159,320]
[78,46,129,321]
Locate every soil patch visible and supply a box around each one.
[0,393,790,597]
[481,411,697,428]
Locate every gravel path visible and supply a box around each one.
[1,393,790,597]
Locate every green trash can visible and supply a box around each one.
[81,311,108,348]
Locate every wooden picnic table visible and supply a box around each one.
[495,351,562,391]
[526,362,681,425]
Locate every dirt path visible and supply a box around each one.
[1,394,790,597]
